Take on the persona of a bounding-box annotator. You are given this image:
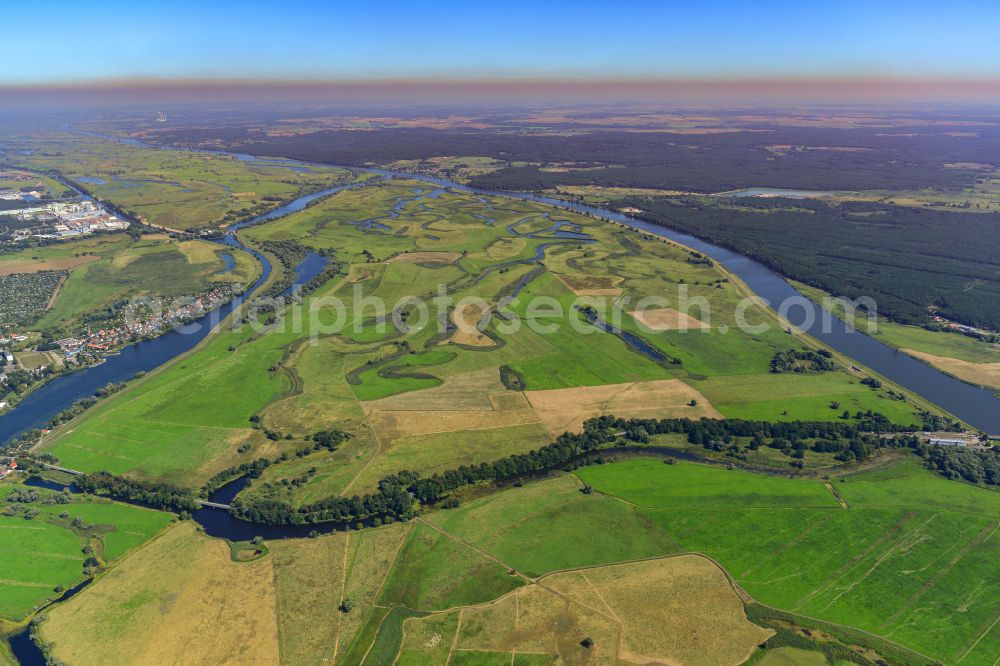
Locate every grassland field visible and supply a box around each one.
[0,479,173,622]
[13,141,993,665]
[36,177,937,503]
[32,455,998,665]
[0,169,68,197]
[6,133,359,231]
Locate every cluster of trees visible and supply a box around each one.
[256,240,340,301]
[202,457,273,497]
[921,444,1000,486]
[499,364,526,391]
[74,472,200,512]
[770,348,837,374]
[860,377,882,389]
[232,480,413,525]
[313,429,351,450]
[202,429,351,496]
[0,366,55,400]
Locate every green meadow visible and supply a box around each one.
[40,177,936,506]
[0,481,172,621]
[425,458,1000,665]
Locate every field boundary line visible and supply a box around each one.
[375,523,415,602]
[444,608,464,665]
[341,352,384,495]
[882,519,998,631]
[414,518,529,583]
[511,591,518,666]
[791,511,917,610]
[358,605,396,666]
[819,513,940,613]
[956,607,1000,663]
[740,512,835,578]
[578,570,624,624]
[332,532,350,664]
[270,547,287,666]
[586,483,845,511]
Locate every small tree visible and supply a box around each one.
[581,637,594,649]
[339,598,354,613]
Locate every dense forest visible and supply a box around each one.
[153,124,995,193]
[620,197,1000,329]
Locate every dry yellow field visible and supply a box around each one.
[362,369,543,440]
[555,273,624,296]
[402,554,768,665]
[271,523,411,665]
[388,251,462,264]
[631,307,710,331]
[270,533,348,665]
[363,368,505,412]
[447,301,496,347]
[176,239,225,265]
[525,379,721,435]
[546,556,771,666]
[484,236,528,260]
[903,348,1000,390]
[40,522,280,666]
[452,585,620,664]
[0,255,97,275]
[363,404,541,441]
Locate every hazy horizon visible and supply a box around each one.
[5,0,1000,106]
[5,77,1000,109]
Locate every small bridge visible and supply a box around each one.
[196,500,233,510]
[39,463,83,476]
[35,462,234,511]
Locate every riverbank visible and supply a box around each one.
[57,128,1000,430]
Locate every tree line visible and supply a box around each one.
[60,413,997,527]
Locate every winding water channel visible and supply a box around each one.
[7,131,1000,665]
[3,137,1000,446]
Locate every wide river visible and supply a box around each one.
[2,138,1000,447]
[7,133,1000,666]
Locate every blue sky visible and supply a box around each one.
[4,0,998,84]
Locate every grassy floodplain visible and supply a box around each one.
[39,178,937,504]
[422,458,1000,665]
[33,455,999,665]
[6,133,358,231]
[0,480,172,621]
